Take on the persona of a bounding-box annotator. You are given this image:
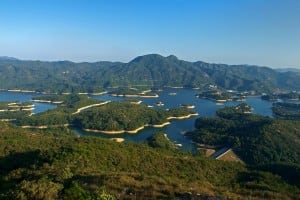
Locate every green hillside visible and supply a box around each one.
[186,104,300,166]
[1,54,299,93]
[0,122,299,199]
[15,94,101,126]
[73,102,193,131]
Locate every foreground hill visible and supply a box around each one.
[0,122,299,199]
[0,54,299,93]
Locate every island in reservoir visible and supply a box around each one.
[2,94,198,134]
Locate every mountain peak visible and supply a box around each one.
[129,54,180,64]
[166,55,178,60]
[129,54,164,62]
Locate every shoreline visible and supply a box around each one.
[21,124,71,129]
[164,86,184,89]
[90,91,108,95]
[2,89,108,96]
[7,89,35,93]
[83,122,171,134]
[0,119,16,122]
[110,94,159,98]
[72,101,111,114]
[81,114,198,134]
[110,138,125,143]
[18,113,196,134]
[167,113,199,120]
[32,99,63,104]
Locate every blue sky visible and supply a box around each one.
[0,0,299,67]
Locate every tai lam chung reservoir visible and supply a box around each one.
[1,1,300,199]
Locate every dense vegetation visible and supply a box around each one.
[0,102,33,121]
[147,132,177,150]
[261,92,300,101]
[272,102,300,120]
[15,94,102,126]
[195,90,233,101]
[36,94,101,110]
[0,110,30,121]
[73,102,195,131]
[186,104,300,166]
[0,102,33,110]
[108,88,157,97]
[0,122,299,199]
[261,94,279,101]
[0,94,195,133]
[194,61,300,92]
[1,54,300,93]
[278,92,300,100]
[32,95,66,102]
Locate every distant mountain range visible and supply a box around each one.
[0,56,18,61]
[0,54,299,93]
[275,68,300,73]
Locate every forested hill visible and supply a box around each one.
[0,54,299,93]
[0,122,299,199]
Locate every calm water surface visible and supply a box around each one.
[0,91,56,114]
[83,88,273,151]
[0,89,273,151]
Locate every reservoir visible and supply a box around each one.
[0,91,57,114]
[0,88,273,151]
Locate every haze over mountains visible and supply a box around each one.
[275,68,300,73]
[0,54,299,93]
[0,56,18,61]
